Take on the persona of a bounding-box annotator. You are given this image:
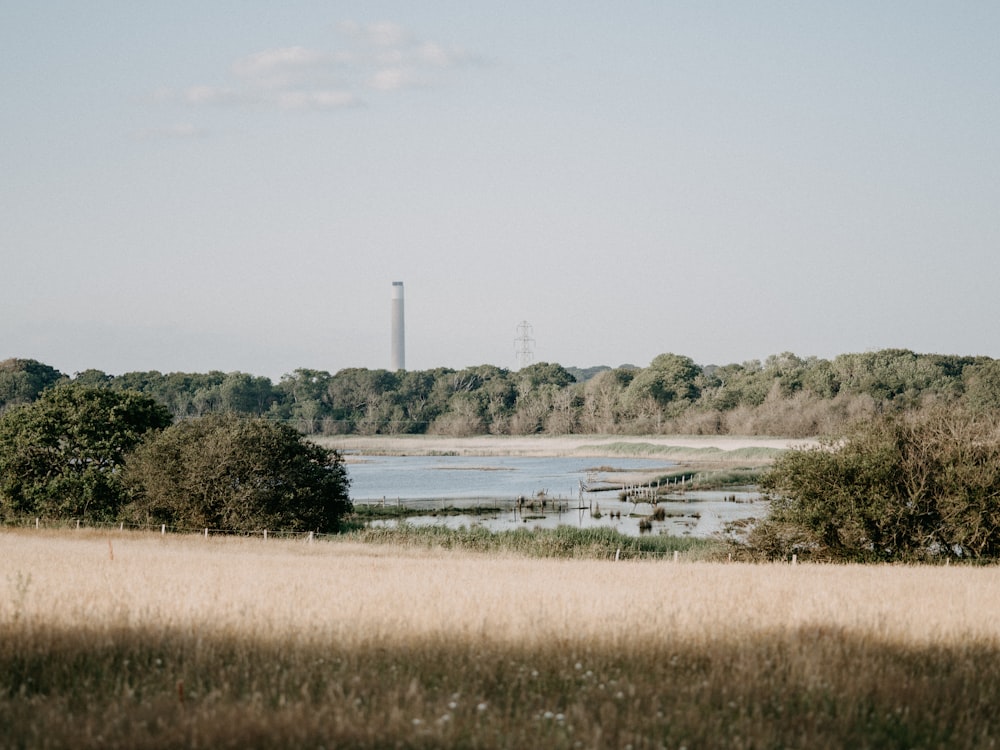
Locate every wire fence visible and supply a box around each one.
[4,514,724,562]
[5,516,336,541]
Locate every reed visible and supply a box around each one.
[3,529,1000,748]
[345,524,715,558]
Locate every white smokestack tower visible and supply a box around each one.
[390,281,405,371]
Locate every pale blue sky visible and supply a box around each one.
[3,2,999,379]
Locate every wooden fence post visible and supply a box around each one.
[161,524,166,535]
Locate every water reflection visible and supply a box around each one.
[346,454,676,501]
[360,491,765,539]
[347,455,766,538]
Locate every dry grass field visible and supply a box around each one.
[3,529,1000,749]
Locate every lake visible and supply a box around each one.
[346,454,766,538]
[346,454,674,501]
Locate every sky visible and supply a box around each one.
[3,2,1000,380]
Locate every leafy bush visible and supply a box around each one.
[754,408,1000,561]
[123,414,351,532]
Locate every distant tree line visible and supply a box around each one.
[5,348,1000,438]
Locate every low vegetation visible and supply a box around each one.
[344,524,717,559]
[4,530,1000,749]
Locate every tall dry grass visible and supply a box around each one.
[3,529,1000,748]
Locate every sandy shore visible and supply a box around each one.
[318,434,816,464]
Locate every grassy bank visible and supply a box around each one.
[4,530,1000,748]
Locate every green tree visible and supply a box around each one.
[71,369,112,388]
[395,369,452,433]
[961,359,1000,413]
[516,362,576,393]
[109,370,168,395]
[279,368,333,405]
[0,385,172,521]
[757,408,1000,561]
[219,372,276,415]
[157,371,227,417]
[425,365,517,435]
[623,354,701,426]
[327,368,401,434]
[829,349,961,407]
[123,413,351,533]
[0,358,64,411]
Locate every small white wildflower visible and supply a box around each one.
[412,718,423,727]
[477,702,488,712]
[448,701,458,710]
[574,662,583,670]
[543,711,554,720]
[556,713,565,722]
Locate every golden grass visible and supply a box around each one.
[3,529,1000,748]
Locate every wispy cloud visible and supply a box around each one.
[152,21,477,118]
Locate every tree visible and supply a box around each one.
[219,372,276,415]
[71,369,112,388]
[516,362,576,393]
[756,408,1000,561]
[623,354,701,428]
[961,360,1000,413]
[123,413,352,533]
[327,368,400,434]
[580,368,634,432]
[0,358,64,411]
[0,385,172,521]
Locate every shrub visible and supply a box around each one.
[123,414,351,532]
[755,408,1000,561]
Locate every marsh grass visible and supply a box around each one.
[349,503,507,520]
[684,466,766,489]
[4,530,1000,748]
[345,524,714,559]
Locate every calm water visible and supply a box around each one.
[346,454,674,501]
[346,455,766,538]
